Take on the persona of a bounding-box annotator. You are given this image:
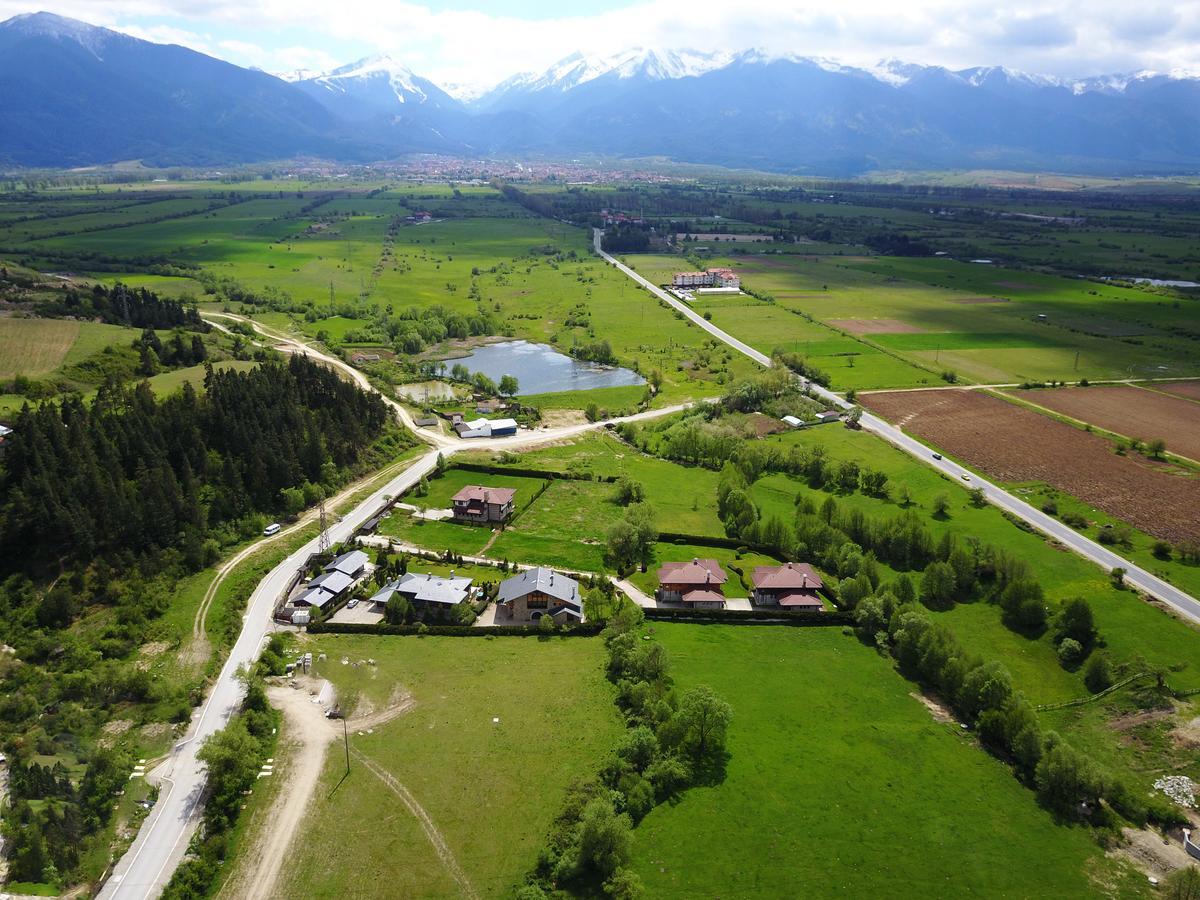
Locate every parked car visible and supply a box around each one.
[263,522,281,536]
[347,597,359,608]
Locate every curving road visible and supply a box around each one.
[593,229,1200,625]
[100,317,696,899]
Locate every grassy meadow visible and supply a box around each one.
[277,634,622,898]
[631,624,1141,898]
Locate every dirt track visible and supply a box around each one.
[1010,385,1200,462]
[221,682,417,900]
[861,389,1200,545]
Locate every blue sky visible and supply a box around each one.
[2,0,1197,92]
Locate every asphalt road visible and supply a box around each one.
[100,326,694,898]
[593,230,1200,625]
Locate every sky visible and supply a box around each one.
[2,0,1198,92]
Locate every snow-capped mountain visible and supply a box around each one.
[5,12,1200,175]
[296,55,460,120]
[474,47,736,111]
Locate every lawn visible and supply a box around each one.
[630,624,1138,898]
[277,634,623,898]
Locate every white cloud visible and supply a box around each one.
[3,0,1198,88]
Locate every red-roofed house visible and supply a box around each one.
[451,485,516,524]
[752,562,824,610]
[656,558,729,609]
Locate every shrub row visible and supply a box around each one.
[308,621,604,637]
[451,461,618,483]
[644,607,851,626]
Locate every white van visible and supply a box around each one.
[263,523,282,536]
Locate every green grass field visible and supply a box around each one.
[626,249,1200,387]
[278,634,622,898]
[631,624,1139,898]
[0,318,129,379]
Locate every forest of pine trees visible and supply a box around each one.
[0,353,405,886]
[1,354,391,576]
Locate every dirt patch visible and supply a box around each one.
[995,280,1040,291]
[1172,716,1200,750]
[1111,826,1196,881]
[139,640,170,657]
[910,691,956,723]
[744,412,786,438]
[538,408,588,428]
[1108,708,1174,732]
[951,296,1010,304]
[861,388,1200,544]
[1011,385,1200,462]
[98,718,133,748]
[140,722,172,740]
[1158,380,1200,403]
[828,318,924,334]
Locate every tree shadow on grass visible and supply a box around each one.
[689,748,731,788]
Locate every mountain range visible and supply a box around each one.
[3,11,1200,175]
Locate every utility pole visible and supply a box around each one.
[342,717,351,775]
[1074,350,1080,371]
[329,280,334,311]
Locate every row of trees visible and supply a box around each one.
[37,281,209,331]
[162,661,280,899]
[522,605,731,899]
[858,600,1183,827]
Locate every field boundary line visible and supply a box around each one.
[352,747,480,900]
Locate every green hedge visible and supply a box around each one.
[452,461,618,483]
[643,607,851,626]
[308,621,605,637]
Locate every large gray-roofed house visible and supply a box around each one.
[308,569,354,596]
[294,586,335,609]
[326,549,369,578]
[393,572,473,607]
[497,566,582,622]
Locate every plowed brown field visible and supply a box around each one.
[861,389,1200,544]
[1008,385,1200,462]
[1159,380,1200,402]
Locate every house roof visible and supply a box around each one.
[489,418,518,430]
[309,570,354,595]
[452,485,516,505]
[550,605,584,620]
[295,586,335,608]
[657,558,728,587]
[326,549,369,576]
[778,592,824,608]
[394,572,473,605]
[752,562,823,591]
[497,566,580,606]
[681,588,725,604]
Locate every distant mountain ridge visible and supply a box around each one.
[3,11,1200,175]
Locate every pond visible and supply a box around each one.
[454,340,645,396]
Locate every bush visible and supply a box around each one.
[1152,540,1172,560]
[1083,653,1114,693]
[1056,638,1084,669]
